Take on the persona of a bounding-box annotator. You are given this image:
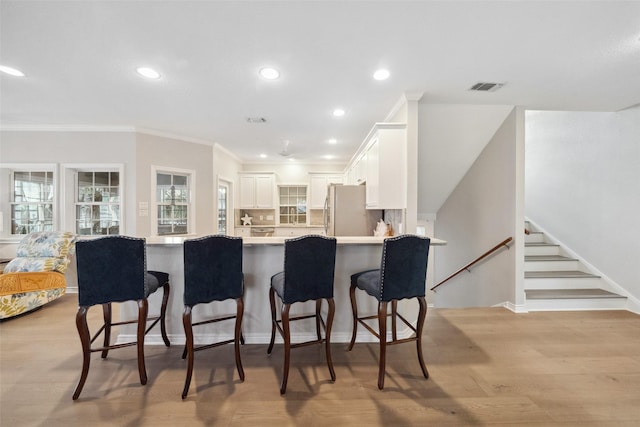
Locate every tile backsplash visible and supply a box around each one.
[235,209,276,226]
[309,209,324,226]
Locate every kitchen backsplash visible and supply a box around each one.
[235,209,276,226]
[309,209,324,226]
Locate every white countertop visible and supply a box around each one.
[235,225,324,228]
[146,235,446,246]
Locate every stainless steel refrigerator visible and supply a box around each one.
[324,184,383,236]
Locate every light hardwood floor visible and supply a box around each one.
[2,294,640,426]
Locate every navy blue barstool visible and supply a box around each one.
[182,235,244,399]
[348,235,431,389]
[267,235,337,394]
[73,236,170,400]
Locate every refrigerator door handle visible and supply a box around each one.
[323,196,329,235]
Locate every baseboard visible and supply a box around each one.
[492,300,528,313]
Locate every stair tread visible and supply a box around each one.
[525,255,577,261]
[526,289,626,299]
[525,242,559,247]
[525,270,600,278]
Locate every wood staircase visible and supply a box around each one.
[524,221,627,311]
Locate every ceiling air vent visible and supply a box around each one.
[246,117,267,123]
[469,82,505,92]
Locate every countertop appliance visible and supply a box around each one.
[324,184,382,236]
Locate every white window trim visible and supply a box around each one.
[0,163,58,239]
[151,165,196,237]
[216,175,234,235]
[61,163,125,237]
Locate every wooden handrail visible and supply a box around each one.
[431,237,513,292]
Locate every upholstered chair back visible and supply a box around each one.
[75,236,147,306]
[183,235,243,306]
[375,235,431,302]
[279,235,337,304]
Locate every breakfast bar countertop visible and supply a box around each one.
[146,235,446,246]
[118,233,445,346]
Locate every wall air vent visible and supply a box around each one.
[246,117,267,123]
[469,82,505,92]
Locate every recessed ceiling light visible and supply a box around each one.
[259,67,280,80]
[136,67,161,79]
[323,155,335,160]
[373,69,390,81]
[259,154,267,158]
[288,157,295,162]
[332,108,345,117]
[0,65,25,77]
[327,138,337,144]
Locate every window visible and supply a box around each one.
[154,169,193,235]
[75,171,120,235]
[279,186,307,225]
[10,170,55,234]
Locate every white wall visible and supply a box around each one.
[433,108,520,308]
[417,104,514,215]
[241,162,344,184]
[525,107,640,300]
[0,130,137,235]
[136,132,215,237]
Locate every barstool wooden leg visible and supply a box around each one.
[391,300,398,342]
[280,303,291,395]
[181,305,194,399]
[235,297,245,381]
[73,306,91,400]
[416,296,429,379]
[160,282,171,347]
[348,283,358,351]
[267,287,277,354]
[137,299,148,385]
[101,303,111,359]
[377,301,388,390]
[315,300,322,341]
[325,298,336,382]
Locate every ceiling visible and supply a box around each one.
[1,1,639,164]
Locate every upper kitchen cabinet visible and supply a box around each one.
[352,123,407,209]
[309,173,343,209]
[239,172,275,208]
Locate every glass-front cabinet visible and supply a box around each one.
[279,186,307,225]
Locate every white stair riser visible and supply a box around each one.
[525,245,561,256]
[525,259,581,271]
[525,297,627,311]
[525,233,546,243]
[524,276,604,290]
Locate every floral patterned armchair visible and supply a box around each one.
[0,231,77,319]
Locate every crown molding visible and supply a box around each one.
[214,143,243,164]
[134,127,215,146]
[0,124,135,132]
[384,92,424,122]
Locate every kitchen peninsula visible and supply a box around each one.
[118,235,446,346]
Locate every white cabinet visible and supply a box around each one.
[364,124,407,209]
[354,152,367,185]
[274,227,326,237]
[239,173,275,208]
[365,139,380,208]
[234,227,250,237]
[309,173,343,209]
